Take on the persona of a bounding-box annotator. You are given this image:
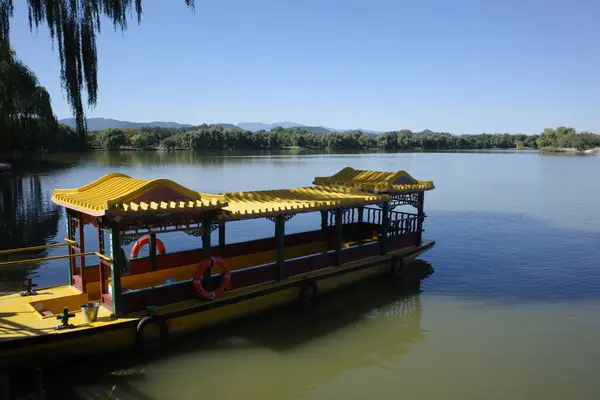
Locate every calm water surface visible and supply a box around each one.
[1,150,600,399]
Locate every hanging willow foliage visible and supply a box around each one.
[0,41,58,150]
[0,0,195,133]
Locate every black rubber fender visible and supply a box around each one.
[391,257,404,277]
[135,315,168,350]
[299,278,318,306]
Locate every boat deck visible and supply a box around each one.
[0,286,135,341]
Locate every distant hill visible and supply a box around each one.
[294,126,332,133]
[216,123,241,130]
[59,118,192,131]
[325,127,382,134]
[236,121,306,132]
[59,117,408,134]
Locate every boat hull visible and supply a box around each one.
[0,240,434,367]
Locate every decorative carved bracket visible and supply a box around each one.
[266,214,296,223]
[121,235,142,246]
[375,193,420,209]
[185,229,203,237]
[184,223,218,237]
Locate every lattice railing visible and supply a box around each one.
[323,206,422,236]
[364,207,421,236]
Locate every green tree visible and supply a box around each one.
[161,136,177,150]
[77,124,598,153]
[377,132,397,149]
[0,0,195,133]
[573,134,592,153]
[537,128,557,148]
[130,133,149,149]
[0,43,85,151]
[98,128,127,150]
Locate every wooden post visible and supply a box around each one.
[335,208,343,265]
[320,210,327,232]
[78,216,86,271]
[94,225,105,295]
[380,202,389,255]
[149,232,157,271]
[416,192,425,245]
[202,213,213,258]
[202,212,213,283]
[275,215,285,281]
[110,223,122,317]
[66,212,74,285]
[218,221,226,258]
[99,230,106,299]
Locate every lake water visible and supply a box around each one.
[1,150,600,399]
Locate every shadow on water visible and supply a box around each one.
[234,260,432,353]
[43,260,434,399]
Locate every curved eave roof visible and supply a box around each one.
[203,186,389,221]
[51,168,424,221]
[313,167,435,193]
[51,173,227,217]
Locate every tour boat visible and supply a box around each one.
[0,167,435,366]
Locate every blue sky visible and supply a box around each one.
[8,0,600,134]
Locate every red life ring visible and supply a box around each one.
[130,236,166,259]
[193,257,231,300]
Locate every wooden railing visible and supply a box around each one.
[387,214,420,236]
[362,207,421,236]
[326,206,420,226]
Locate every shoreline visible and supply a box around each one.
[2,147,599,159]
[539,147,600,155]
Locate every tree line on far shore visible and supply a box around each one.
[88,125,600,152]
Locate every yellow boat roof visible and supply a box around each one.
[313,167,434,193]
[51,173,226,217]
[203,186,388,221]
[51,167,431,219]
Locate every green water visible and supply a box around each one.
[1,150,600,399]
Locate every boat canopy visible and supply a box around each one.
[51,173,226,217]
[313,167,434,193]
[203,186,387,221]
[51,167,434,220]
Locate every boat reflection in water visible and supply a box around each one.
[68,259,433,400]
[0,167,66,293]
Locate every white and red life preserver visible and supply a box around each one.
[193,257,231,300]
[130,236,166,259]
